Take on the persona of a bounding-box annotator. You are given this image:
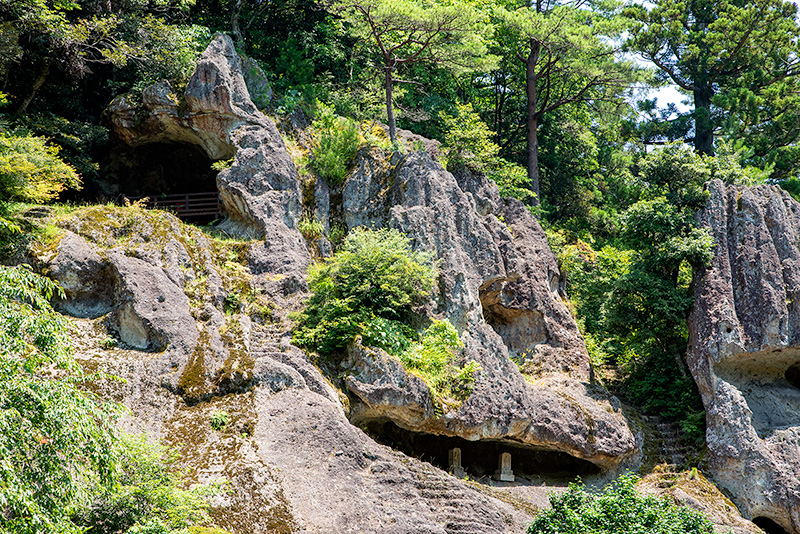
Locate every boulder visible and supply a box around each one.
[48,231,115,318]
[688,179,800,532]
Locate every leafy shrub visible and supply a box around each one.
[211,158,233,172]
[0,132,81,203]
[440,103,534,204]
[359,121,393,151]
[298,215,324,241]
[292,227,436,354]
[440,102,499,171]
[12,113,108,184]
[401,319,480,405]
[310,102,360,185]
[527,475,714,534]
[0,265,120,534]
[362,315,416,356]
[487,159,534,204]
[209,411,230,431]
[76,434,229,534]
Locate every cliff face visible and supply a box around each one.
[52,33,644,531]
[689,179,800,533]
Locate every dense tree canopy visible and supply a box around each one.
[627,0,800,166]
[495,0,639,205]
[332,0,493,142]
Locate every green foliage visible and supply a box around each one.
[298,215,324,241]
[210,158,233,172]
[526,475,714,534]
[209,410,230,431]
[0,131,81,203]
[11,113,108,185]
[488,159,533,204]
[400,319,480,406]
[439,102,533,203]
[76,433,229,534]
[626,0,800,163]
[361,315,416,356]
[0,265,120,534]
[112,20,211,94]
[440,102,499,172]
[552,145,766,442]
[293,227,436,355]
[779,176,800,202]
[334,0,494,141]
[310,102,360,184]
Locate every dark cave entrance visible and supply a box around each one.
[362,419,601,481]
[105,142,223,224]
[752,517,790,534]
[785,362,800,389]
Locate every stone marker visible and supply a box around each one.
[494,452,515,482]
[448,448,465,478]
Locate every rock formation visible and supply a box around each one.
[689,179,800,533]
[48,33,647,531]
[106,33,310,281]
[334,150,635,470]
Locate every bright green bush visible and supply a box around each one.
[298,215,324,241]
[310,102,360,185]
[0,265,120,534]
[293,227,436,354]
[440,102,499,171]
[76,433,229,534]
[487,159,534,204]
[527,475,714,534]
[440,103,533,204]
[209,410,230,431]
[292,228,481,406]
[0,132,81,203]
[401,319,480,404]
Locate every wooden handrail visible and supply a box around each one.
[122,191,221,220]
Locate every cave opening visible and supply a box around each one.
[104,142,223,224]
[362,419,600,481]
[752,517,790,534]
[479,281,546,356]
[785,362,800,390]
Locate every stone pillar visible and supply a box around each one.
[448,448,465,478]
[494,452,514,482]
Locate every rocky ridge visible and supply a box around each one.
[689,179,800,533]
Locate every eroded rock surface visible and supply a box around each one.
[689,179,800,532]
[106,33,309,277]
[330,151,634,470]
[86,33,642,530]
[41,204,532,534]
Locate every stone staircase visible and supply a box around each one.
[642,415,693,468]
[413,477,508,534]
[249,322,289,358]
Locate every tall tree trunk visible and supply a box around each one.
[525,39,541,207]
[693,86,714,156]
[18,61,50,114]
[230,0,245,46]
[385,65,397,144]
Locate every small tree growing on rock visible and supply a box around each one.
[292,227,436,354]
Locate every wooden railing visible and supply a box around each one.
[123,192,221,220]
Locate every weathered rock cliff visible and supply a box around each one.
[689,179,800,533]
[51,33,648,531]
